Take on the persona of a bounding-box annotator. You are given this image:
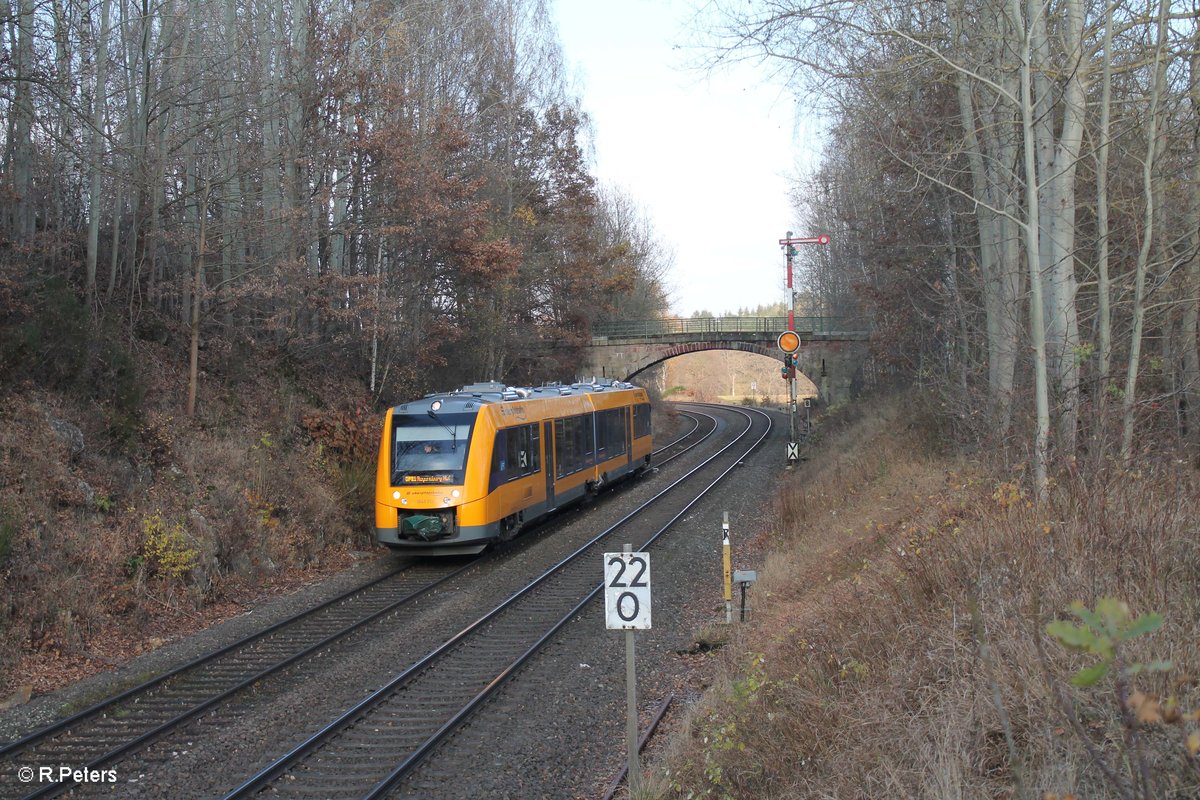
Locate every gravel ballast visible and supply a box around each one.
[1,403,787,799]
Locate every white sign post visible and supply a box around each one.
[604,550,651,630]
[605,546,651,795]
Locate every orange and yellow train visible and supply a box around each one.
[374,381,652,555]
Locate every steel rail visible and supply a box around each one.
[651,410,702,456]
[365,405,770,798]
[0,568,404,760]
[600,694,675,800]
[651,410,715,468]
[5,562,477,800]
[223,404,770,799]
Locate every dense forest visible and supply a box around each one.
[712,0,1200,485]
[645,4,1200,796]
[0,0,670,401]
[0,0,669,690]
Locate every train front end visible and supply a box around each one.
[374,395,492,555]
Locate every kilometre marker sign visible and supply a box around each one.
[604,552,651,630]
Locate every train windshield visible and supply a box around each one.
[390,412,475,485]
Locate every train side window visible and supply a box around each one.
[554,414,593,478]
[633,403,651,439]
[492,424,540,490]
[596,411,607,461]
[596,408,627,461]
[581,414,596,468]
[529,424,541,471]
[506,423,540,478]
[490,430,507,491]
[492,430,507,471]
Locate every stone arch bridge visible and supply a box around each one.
[584,316,872,406]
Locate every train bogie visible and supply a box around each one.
[374,381,652,555]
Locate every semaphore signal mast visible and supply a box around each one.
[778,231,829,466]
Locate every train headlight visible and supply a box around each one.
[451,489,461,498]
[442,497,451,505]
[393,491,401,500]
[400,498,408,505]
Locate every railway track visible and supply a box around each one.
[223,404,770,799]
[654,409,703,459]
[0,408,718,800]
[0,562,479,800]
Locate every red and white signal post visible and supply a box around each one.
[778,232,829,465]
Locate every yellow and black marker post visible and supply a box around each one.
[722,511,732,624]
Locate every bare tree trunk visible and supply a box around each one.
[148,0,189,318]
[8,0,36,240]
[283,0,306,268]
[944,205,971,398]
[1013,0,1050,499]
[186,185,209,417]
[328,10,352,278]
[985,107,1024,442]
[1031,0,1086,459]
[1095,0,1114,389]
[257,0,281,267]
[181,133,196,325]
[950,0,1006,427]
[106,182,122,302]
[1121,0,1171,460]
[49,0,77,236]
[120,0,154,321]
[220,150,242,332]
[370,239,384,392]
[219,0,241,333]
[1181,11,1200,453]
[86,0,114,308]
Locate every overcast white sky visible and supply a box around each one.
[552,1,822,317]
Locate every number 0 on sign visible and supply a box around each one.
[604,552,651,629]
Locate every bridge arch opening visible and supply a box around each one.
[624,344,819,404]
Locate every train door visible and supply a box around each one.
[543,420,555,511]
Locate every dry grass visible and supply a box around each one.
[0,342,376,698]
[648,396,1200,800]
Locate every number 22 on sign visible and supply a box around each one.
[603,551,651,630]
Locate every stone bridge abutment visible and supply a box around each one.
[582,317,871,406]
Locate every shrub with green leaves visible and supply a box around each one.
[141,513,198,580]
[1045,597,1170,687]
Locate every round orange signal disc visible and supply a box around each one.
[777,330,801,353]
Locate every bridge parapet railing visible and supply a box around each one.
[592,316,848,339]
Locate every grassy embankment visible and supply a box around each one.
[648,398,1200,799]
[0,286,380,699]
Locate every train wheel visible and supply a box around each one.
[499,513,521,541]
